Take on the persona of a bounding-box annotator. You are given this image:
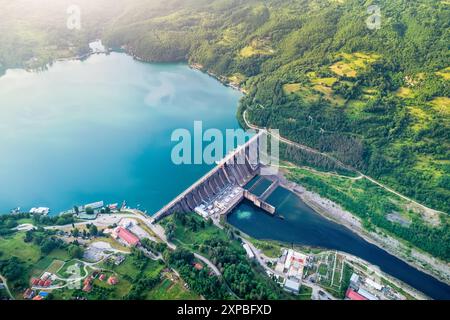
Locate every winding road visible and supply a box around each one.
[0,274,14,300]
[243,110,443,217]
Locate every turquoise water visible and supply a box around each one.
[0,52,242,214]
[2,50,449,299]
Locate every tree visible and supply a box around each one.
[68,244,84,259]
[40,238,57,254]
[24,231,33,243]
[72,228,80,237]
[88,224,98,236]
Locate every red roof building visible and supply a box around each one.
[193,263,204,270]
[38,280,45,287]
[115,227,140,246]
[99,274,106,281]
[346,288,368,301]
[107,276,118,285]
[31,278,40,286]
[44,280,52,287]
[83,276,92,287]
[32,295,43,300]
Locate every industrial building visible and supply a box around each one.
[284,278,301,295]
[29,207,50,215]
[275,249,308,281]
[112,227,140,247]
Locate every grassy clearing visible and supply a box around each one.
[297,285,312,300]
[330,52,380,77]
[285,75,344,105]
[217,27,240,45]
[436,66,450,80]
[46,259,65,274]
[57,259,86,278]
[413,155,446,181]
[283,83,302,94]
[248,239,283,258]
[283,83,322,103]
[228,73,246,85]
[430,97,450,116]
[239,38,274,57]
[32,256,54,275]
[407,106,432,132]
[345,99,366,119]
[113,257,141,279]
[310,77,338,86]
[146,278,200,300]
[0,232,41,264]
[142,259,165,279]
[313,84,346,105]
[396,87,415,99]
[169,216,229,250]
[47,248,71,261]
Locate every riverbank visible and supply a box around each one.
[225,216,428,300]
[276,167,450,286]
[2,40,446,292]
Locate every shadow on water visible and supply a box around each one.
[228,186,450,300]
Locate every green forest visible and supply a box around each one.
[1,0,448,257]
[2,0,447,212]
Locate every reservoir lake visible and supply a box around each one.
[0,50,449,299]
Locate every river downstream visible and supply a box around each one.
[228,186,450,299]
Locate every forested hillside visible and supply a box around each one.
[99,0,449,214]
[0,0,127,73]
[1,0,449,258]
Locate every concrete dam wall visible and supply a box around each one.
[152,132,264,222]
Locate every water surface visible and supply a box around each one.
[0,52,242,213]
[228,187,450,300]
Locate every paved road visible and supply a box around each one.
[0,274,14,300]
[193,253,221,276]
[239,237,338,300]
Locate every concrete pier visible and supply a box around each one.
[243,190,276,215]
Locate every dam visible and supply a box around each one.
[152,131,277,222]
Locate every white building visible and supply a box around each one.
[284,278,301,295]
[283,249,308,280]
[29,207,50,215]
[358,288,379,300]
[194,205,209,219]
[243,243,255,259]
[365,278,383,291]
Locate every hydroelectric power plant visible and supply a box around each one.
[152,131,277,223]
